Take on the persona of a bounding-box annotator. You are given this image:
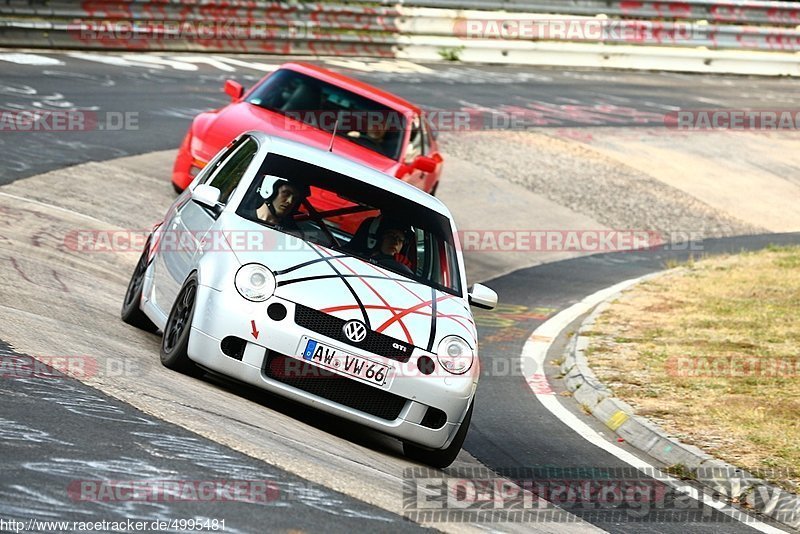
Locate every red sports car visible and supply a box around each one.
[172,62,443,195]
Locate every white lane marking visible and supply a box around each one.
[642,100,682,111]
[325,58,433,73]
[694,96,727,107]
[0,192,109,225]
[456,99,496,114]
[0,53,63,66]
[67,52,166,69]
[167,55,237,72]
[120,54,198,71]
[520,276,789,534]
[0,417,73,445]
[69,52,279,72]
[209,56,281,72]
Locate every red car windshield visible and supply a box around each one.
[245,69,407,161]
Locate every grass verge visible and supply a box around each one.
[587,244,800,493]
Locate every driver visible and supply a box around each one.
[252,178,310,235]
[364,123,388,146]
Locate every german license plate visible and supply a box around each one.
[302,338,392,387]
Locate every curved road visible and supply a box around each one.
[1,51,798,533]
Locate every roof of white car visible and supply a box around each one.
[251,131,451,217]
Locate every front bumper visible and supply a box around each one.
[187,285,477,450]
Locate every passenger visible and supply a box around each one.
[369,219,414,276]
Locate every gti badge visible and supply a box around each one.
[343,320,367,343]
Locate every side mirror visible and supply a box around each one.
[412,155,437,173]
[224,80,244,101]
[192,183,221,210]
[468,284,498,310]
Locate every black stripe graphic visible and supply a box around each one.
[277,273,423,288]
[426,286,438,352]
[307,244,371,330]
[272,255,348,276]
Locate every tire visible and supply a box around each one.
[429,182,439,197]
[403,400,473,469]
[172,182,184,194]
[160,273,201,375]
[121,238,157,332]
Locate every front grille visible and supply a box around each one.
[264,353,407,421]
[294,304,413,363]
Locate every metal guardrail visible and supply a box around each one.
[1,0,800,55]
[4,0,800,25]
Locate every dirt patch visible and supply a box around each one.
[578,128,800,232]
[439,130,760,241]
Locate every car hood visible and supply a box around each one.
[196,102,399,174]
[225,223,476,352]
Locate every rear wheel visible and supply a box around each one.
[121,238,157,332]
[160,273,201,375]
[403,400,473,469]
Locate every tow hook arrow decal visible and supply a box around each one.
[250,320,259,340]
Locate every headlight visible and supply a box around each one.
[235,264,275,302]
[436,336,474,375]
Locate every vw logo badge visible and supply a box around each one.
[343,320,367,343]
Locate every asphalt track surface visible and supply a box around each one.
[0,342,427,533]
[2,51,799,184]
[1,52,798,533]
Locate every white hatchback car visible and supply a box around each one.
[122,131,497,467]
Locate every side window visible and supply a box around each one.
[204,137,259,205]
[202,136,247,186]
[405,115,423,164]
[192,139,238,185]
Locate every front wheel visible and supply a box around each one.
[121,237,157,332]
[403,400,473,469]
[160,273,201,375]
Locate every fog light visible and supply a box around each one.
[417,355,435,375]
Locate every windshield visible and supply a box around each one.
[235,153,462,295]
[245,69,407,161]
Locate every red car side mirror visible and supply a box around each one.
[412,155,437,173]
[224,80,244,101]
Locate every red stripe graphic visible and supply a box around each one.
[318,248,414,344]
[354,258,476,341]
[376,295,451,334]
